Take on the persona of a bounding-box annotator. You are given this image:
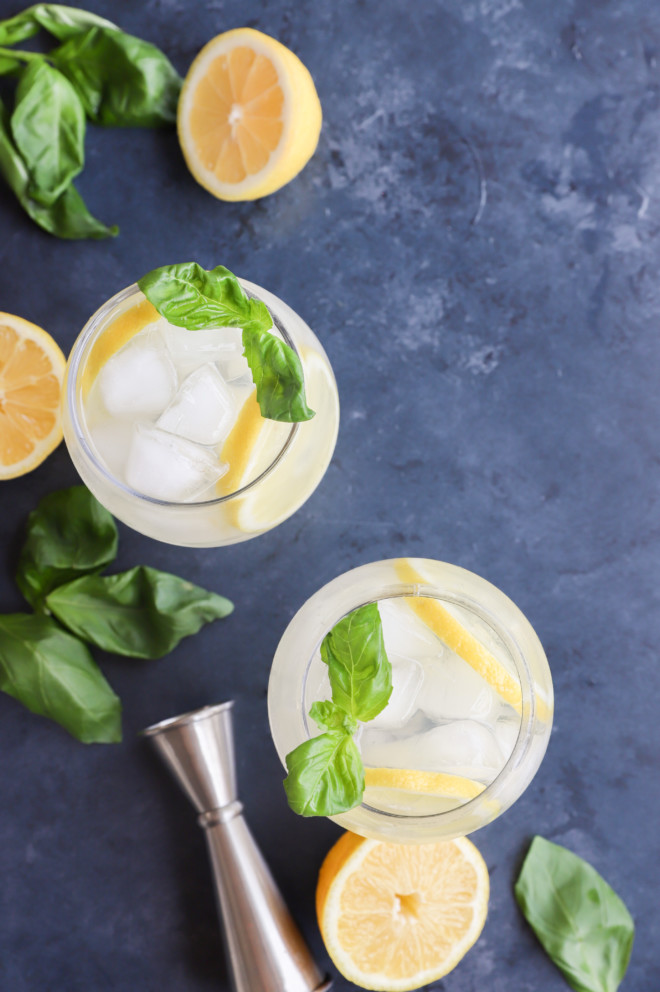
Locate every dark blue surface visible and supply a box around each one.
[1,1,659,989]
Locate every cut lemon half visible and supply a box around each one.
[317,831,489,991]
[178,27,322,201]
[0,313,66,480]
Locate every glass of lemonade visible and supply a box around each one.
[62,279,339,547]
[268,558,553,843]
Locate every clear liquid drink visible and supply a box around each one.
[63,280,339,547]
[268,559,553,843]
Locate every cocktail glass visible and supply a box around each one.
[62,279,339,547]
[268,558,553,843]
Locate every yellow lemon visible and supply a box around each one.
[317,830,489,991]
[0,313,66,479]
[178,27,322,201]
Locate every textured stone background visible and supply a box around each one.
[1,1,659,989]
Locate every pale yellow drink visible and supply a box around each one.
[268,558,553,843]
[63,280,339,547]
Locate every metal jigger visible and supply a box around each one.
[143,702,330,992]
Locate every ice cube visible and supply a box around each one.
[162,324,244,377]
[156,364,237,446]
[124,424,227,501]
[361,720,505,782]
[369,657,424,729]
[419,652,499,723]
[97,334,177,418]
[378,598,442,659]
[89,421,134,477]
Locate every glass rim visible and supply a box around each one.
[65,281,300,509]
[271,558,551,828]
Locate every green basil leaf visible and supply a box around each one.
[283,730,364,816]
[515,836,635,992]
[0,97,117,238]
[309,699,357,733]
[0,4,115,46]
[51,25,181,127]
[0,49,26,75]
[138,262,273,333]
[17,486,118,612]
[138,262,315,423]
[242,325,315,423]
[0,613,121,743]
[321,603,392,723]
[46,566,233,659]
[11,60,85,204]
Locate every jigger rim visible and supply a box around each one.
[141,701,234,737]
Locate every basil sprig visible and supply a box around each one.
[138,262,316,423]
[0,4,181,238]
[1,486,233,743]
[515,837,635,992]
[283,604,392,817]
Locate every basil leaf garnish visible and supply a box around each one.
[11,60,85,205]
[46,566,233,659]
[0,614,121,743]
[321,602,392,722]
[0,95,117,238]
[515,836,635,992]
[243,325,315,423]
[283,731,364,817]
[138,262,315,423]
[17,485,118,612]
[51,27,181,127]
[138,262,272,333]
[309,699,357,733]
[282,603,392,817]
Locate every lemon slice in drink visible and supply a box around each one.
[219,348,337,533]
[364,766,485,814]
[81,299,160,395]
[365,767,485,800]
[395,559,551,721]
[217,388,292,531]
[317,830,489,991]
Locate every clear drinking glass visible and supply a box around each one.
[62,279,339,547]
[268,558,553,844]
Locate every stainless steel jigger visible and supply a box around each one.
[143,702,331,992]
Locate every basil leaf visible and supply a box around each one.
[0,97,117,238]
[0,50,26,75]
[515,837,635,992]
[321,603,392,722]
[17,486,118,612]
[138,262,273,333]
[283,730,364,816]
[0,613,121,743]
[0,4,115,46]
[46,566,233,659]
[309,699,357,733]
[138,263,315,422]
[242,325,315,423]
[11,60,85,205]
[52,26,181,127]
